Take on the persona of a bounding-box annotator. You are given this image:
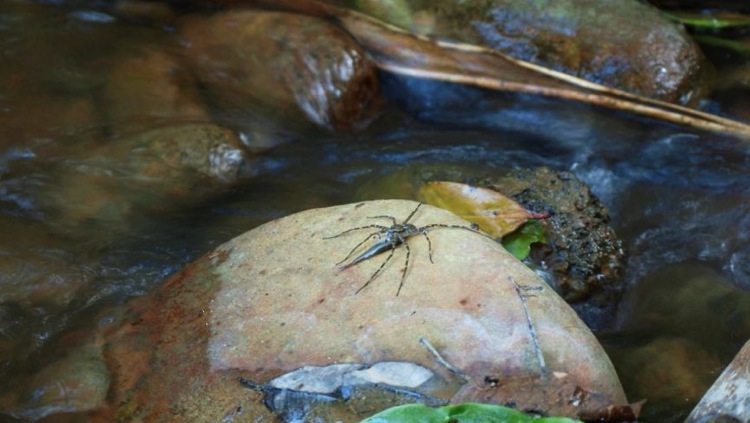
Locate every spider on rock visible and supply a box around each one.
[324,202,492,296]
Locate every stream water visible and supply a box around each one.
[1,1,750,422]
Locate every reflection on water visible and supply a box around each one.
[1,0,750,421]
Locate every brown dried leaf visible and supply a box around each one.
[419,181,547,239]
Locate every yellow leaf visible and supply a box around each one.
[420,181,546,239]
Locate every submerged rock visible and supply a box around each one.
[620,264,750,350]
[688,339,750,423]
[178,10,383,134]
[611,263,750,420]
[0,217,90,308]
[610,337,722,416]
[38,123,252,231]
[100,46,211,138]
[1,343,110,421]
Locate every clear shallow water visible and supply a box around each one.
[1,1,750,421]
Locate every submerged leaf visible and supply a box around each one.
[502,220,548,261]
[666,11,750,29]
[362,402,581,422]
[694,35,750,58]
[419,181,548,239]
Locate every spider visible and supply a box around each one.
[323,202,491,296]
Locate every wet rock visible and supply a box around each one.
[1,342,110,421]
[69,200,625,421]
[610,337,722,415]
[688,339,750,423]
[38,123,252,231]
[178,10,382,134]
[0,304,31,377]
[482,167,626,329]
[0,217,89,307]
[0,1,121,150]
[0,237,90,413]
[0,64,97,150]
[99,46,211,138]
[403,0,711,104]
[0,252,89,308]
[0,93,96,152]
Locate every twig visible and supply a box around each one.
[419,336,471,382]
[510,277,548,374]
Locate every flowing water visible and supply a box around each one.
[1,1,750,421]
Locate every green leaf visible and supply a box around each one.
[502,220,547,261]
[664,11,750,29]
[362,403,447,423]
[362,402,581,423]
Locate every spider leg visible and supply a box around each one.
[323,224,388,240]
[402,202,423,224]
[336,231,383,266]
[419,229,434,264]
[355,243,397,294]
[420,223,495,241]
[395,239,412,296]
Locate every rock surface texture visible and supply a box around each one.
[11,200,627,421]
[178,10,382,133]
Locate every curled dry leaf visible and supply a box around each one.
[419,181,549,239]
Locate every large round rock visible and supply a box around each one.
[91,200,626,420]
